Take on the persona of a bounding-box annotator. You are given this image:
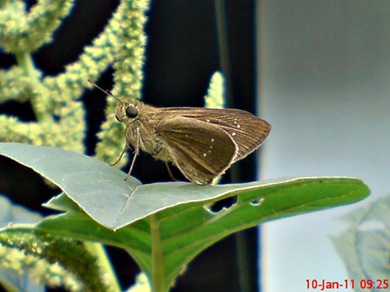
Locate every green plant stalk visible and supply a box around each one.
[84,241,121,292]
[214,1,254,288]
[236,231,252,291]
[213,0,232,106]
[15,51,53,123]
[150,214,166,292]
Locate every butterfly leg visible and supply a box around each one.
[111,144,127,166]
[125,127,140,181]
[165,162,178,182]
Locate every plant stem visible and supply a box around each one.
[84,242,121,292]
[236,231,254,291]
[15,51,53,122]
[150,214,166,292]
[214,0,233,107]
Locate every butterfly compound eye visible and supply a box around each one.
[125,106,138,118]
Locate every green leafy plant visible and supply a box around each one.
[0,1,371,291]
[0,143,370,291]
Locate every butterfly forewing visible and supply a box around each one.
[156,116,237,184]
[155,107,271,163]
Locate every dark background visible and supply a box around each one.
[0,1,261,291]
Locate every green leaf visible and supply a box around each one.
[0,142,140,229]
[0,143,370,290]
[0,143,370,229]
[331,195,390,289]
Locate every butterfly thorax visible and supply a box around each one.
[115,99,171,162]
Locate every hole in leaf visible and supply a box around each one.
[250,198,264,206]
[205,196,237,214]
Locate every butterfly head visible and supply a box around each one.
[115,99,141,124]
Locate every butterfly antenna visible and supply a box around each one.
[87,79,119,101]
